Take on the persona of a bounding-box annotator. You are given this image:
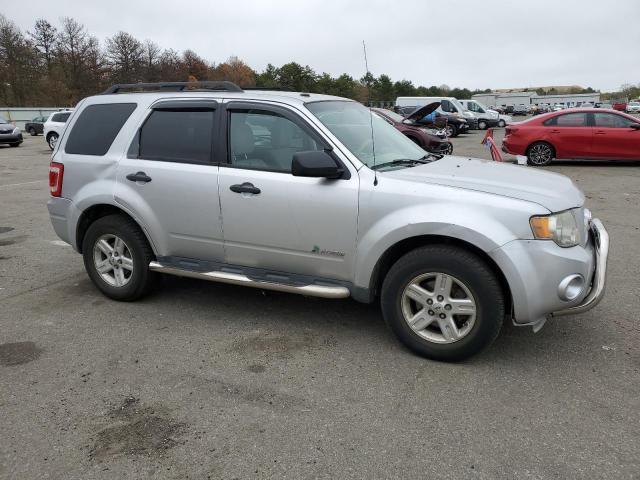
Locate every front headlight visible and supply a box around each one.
[12,127,20,134]
[530,210,580,247]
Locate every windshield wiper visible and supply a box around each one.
[371,156,433,170]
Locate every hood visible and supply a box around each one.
[383,155,584,212]
[404,102,440,122]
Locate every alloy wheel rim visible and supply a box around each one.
[401,272,477,344]
[49,135,58,148]
[93,234,134,287]
[529,144,552,164]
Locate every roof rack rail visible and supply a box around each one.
[101,81,243,95]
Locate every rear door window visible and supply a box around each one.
[65,103,136,156]
[52,112,71,123]
[545,113,588,127]
[138,110,214,164]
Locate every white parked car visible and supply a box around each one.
[43,109,74,150]
[626,101,640,114]
[460,100,512,128]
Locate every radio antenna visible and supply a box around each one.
[363,40,378,186]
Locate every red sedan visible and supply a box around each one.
[502,108,640,165]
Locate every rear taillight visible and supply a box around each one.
[505,127,518,136]
[49,161,64,197]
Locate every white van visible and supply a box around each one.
[460,100,511,128]
[395,96,478,129]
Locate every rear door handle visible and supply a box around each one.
[595,130,607,135]
[126,171,152,183]
[230,182,261,195]
[550,129,561,133]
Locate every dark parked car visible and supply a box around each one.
[24,115,47,136]
[0,116,22,147]
[395,104,470,137]
[372,106,453,155]
[513,104,529,116]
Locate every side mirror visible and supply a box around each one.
[292,150,344,179]
[630,123,640,130]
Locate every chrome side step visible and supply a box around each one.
[148,261,350,299]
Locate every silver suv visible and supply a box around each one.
[47,81,609,361]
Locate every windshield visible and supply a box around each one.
[307,101,427,169]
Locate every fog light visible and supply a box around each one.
[558,274,585,301]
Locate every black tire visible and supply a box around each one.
[526,141,555,166]
[380,245,504,361]
[478,120,488,130]
[498,119,506,128]
[82,214,158,301]
[47,132,58,150]
[445,124,457,137]
[443,142,453,155]
[28,127,37,136]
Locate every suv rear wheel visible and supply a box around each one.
[82,214,157,301]
[381,245,504,361]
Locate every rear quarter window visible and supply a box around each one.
[65,103,137,156]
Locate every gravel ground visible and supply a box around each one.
[1,132,639,480]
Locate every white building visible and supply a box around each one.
[531,92,601,106]
[471,92,535,108]
[472,91,601,108]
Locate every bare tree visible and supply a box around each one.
[106,31,143,83]
[158,48,181,81]
[0,14,36,106]
[142,39,161,82]
[29,19,57,73]
[57,17,93,100]
[181,49,209,81]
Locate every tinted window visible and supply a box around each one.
[554,113,588,127]
[52,112,71,123]
[228,110,321,172]
[594,113,637,128]
[440,100,453,112]
[65,103,136,156]
[139,110,213,163]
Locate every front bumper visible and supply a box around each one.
[489,218,609,327]
[551,218,609,317]
[0,132,23,144]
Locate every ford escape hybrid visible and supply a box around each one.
[47,81,609,361]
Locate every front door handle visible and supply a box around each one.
[595,130,607,135]
[126,171,152,183]
[230,182,261,195]
[550,129,561,133]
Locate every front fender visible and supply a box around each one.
[353,200,538,290]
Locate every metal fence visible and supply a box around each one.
[0,107,66,129]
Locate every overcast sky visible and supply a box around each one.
[7,0,640,92]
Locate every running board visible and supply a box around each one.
[148,261,350,299]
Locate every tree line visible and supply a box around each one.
[0,13,631,108]
[0,13,494,107]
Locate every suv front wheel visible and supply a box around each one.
[381,245,504,361]
[82,214,157,301]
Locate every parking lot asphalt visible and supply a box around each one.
[1,132,639,480]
